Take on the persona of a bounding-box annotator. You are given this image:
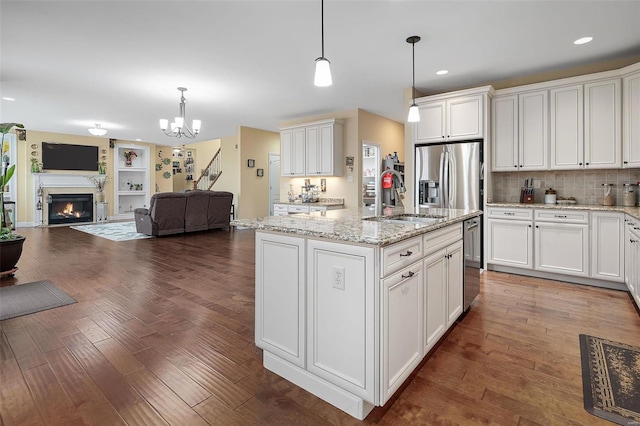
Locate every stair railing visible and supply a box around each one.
[194,148,222,190]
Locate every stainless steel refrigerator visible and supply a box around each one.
[415,139,483,311]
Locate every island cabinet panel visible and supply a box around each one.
[381,260,424,404]
[446,241,464,327]
[255,232,306,367]
[307,240,376,402]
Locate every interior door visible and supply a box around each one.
[268,153,280,216]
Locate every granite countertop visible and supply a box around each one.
[486,202,640,221]
[274,198,345,207]
[231,206,482,246]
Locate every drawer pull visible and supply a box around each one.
[400,250,413,257]
[554,215,567,218]
[401,271,415,279]
[504,212,515,216]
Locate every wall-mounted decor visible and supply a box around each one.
[162,158,171,165]
[163,171,171,179]
[257,168,264,177]
[30,144,38,149]
[155,163,163,171]
[248,159,255,168]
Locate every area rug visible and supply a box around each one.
[579,334,640,425]
[0,280,76,321]
[70,221,152,241]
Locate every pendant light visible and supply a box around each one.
[406,36,421,123]
[314,0,332,87]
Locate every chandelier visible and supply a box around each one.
[159,87,201,139]
[88,123,107,136]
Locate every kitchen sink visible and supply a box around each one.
[363,214,446,225]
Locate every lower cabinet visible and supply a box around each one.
[424,240,463,354]
[625,217,640,308]
[487,207,632,287]
[487,218,533,269]
[381,260,423,403]
[591,212,624,282]
[534,222,589,277]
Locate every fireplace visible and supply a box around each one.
[48,193,94,225]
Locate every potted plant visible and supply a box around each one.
[123,150,137,167]
[1,122,26,276]
[86,174,109,203]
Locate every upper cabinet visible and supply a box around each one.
[415,88,490,144]
[550,78,621,169]
[281,119,343,176]
[623,69,640,168]
[491,91,548,171]
[492,66,628,171]
[584,79,622,169]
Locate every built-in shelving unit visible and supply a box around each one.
[362,145,378,206]
[113,143,150,220]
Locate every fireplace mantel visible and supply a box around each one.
[32,173,99,226]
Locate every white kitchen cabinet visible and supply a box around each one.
[491,91,547,171]
[280,128,305,176]
[518,91,548,170]
[423,239,463,353]
[113,143,150,220]
[491,95,519,171]
[416,95,483,143]
[424,249,447,352]
[281,119,343,177]
[591,212,625,282]
[534,221,589,277]
[381,260,423,404]
[623,70,640,168]
[584,79,622,169]
[255,232,306,367]
[445,240,464,327]
[487,215,534,269]
[625,217,640,308]
[307,239,375,402]
[305,121,343,176]
[550,85,584,169]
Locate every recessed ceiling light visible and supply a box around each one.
[135,139,142,141]
[574,37,593,45]
[2,97,15,101]
[436,70,448,75]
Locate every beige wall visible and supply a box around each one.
[155,146,173,193]
[238,126,280,219]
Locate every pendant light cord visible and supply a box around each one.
[412,40,416,102]
[321,0,325,58]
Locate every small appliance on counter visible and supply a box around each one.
[300,184,319,203]
[544,188,557,204]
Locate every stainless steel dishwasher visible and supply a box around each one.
[463,217,481,311]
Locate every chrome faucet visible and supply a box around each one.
[377,168,406,216]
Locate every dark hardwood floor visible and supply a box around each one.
[1,226,639,425]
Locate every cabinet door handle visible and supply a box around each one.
[624,161,628,164]
[504,212,516,216]
[400,250,413,257]
[585,162,590,166]
[401,271,415,279]
[535,225,539,228]
[528,225,532,228]
[554,215,567,218]
[514,165,518,168]
[579,162,583,166]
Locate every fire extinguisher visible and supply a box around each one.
[382,172,393,189]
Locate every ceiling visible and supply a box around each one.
[1,1,639,146]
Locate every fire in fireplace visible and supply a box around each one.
[48,193,94,225]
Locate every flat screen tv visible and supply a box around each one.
[42,142,99,171]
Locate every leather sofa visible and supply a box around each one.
[134,190,233,236]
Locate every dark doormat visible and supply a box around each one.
[0,280,76,321]
[579,334,640,425]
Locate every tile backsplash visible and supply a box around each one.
[492,169,640,206]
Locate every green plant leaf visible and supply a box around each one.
[0,123,24,135]
[0,164,15,187]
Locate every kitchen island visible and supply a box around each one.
[232,207,481,419]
